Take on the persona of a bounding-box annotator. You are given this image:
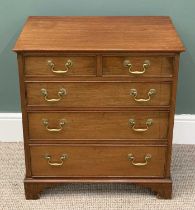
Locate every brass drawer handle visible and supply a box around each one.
[42,119,66,132]
[41,88,67,102]
[44,154,68,166]
[129,119,153,132]
[48,59,73,74]
[128,153,152,166]
[123,60,150,75]
[130,88,156,102]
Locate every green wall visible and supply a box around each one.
[0,0,195,113]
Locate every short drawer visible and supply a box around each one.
[28,111,169,140]
[26,82,171,107]
[30,145,166,177]
[24,56,97,76]
[102,56,173,77]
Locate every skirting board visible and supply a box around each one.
[0,113,194,144]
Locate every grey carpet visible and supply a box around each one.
[0,143,195,210]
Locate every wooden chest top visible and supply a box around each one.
[13,16,185,52]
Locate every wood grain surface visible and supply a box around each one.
[26,82,171,107]
[13,16,185,52]
[28,111,169,140]
[103,56,173,77]
[30,144,166,177]
[25,56,96,76]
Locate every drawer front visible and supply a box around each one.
[25,56,97,76]
[102,56,173,77]
[28,111,169,140]
[30,145,166,177]
[27,82,171,107]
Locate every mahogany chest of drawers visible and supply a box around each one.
[13,16,185,199]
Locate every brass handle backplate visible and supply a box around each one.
[129,118,153,132]
[130,88,156,102]
[128,153,152,166]
[41,88,67,102]
[123,60,150,75]
[42,119,66,132]
[44,154,68,166]
[48,59,73,74]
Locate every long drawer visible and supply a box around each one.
[30,145,166,177]
[28,111,169,140]
[26,82,171,107]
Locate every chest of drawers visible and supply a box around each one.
[13,16,185,199]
